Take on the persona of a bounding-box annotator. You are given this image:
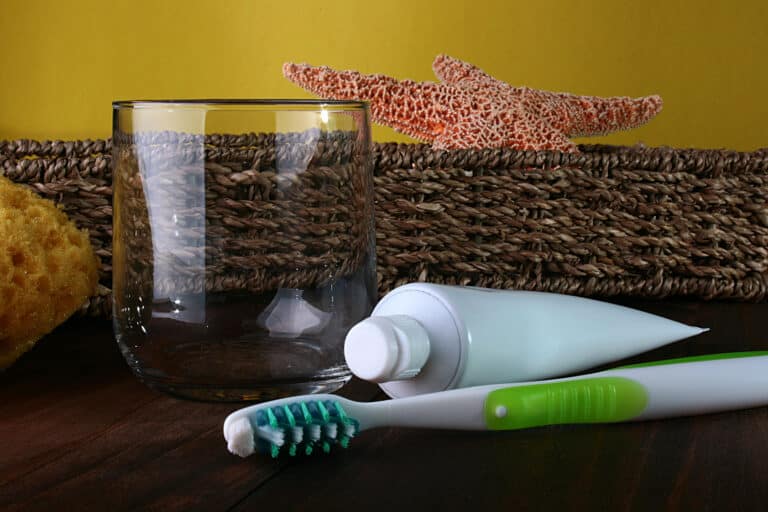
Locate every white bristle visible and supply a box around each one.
[343,423,356,438]
[226,418,255,458]
[290,426,304,444]
[308,424,321,441]
[323,423,338,439]
[256,425,285,446]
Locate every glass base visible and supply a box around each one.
[129,368,353,402]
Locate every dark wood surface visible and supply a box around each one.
[2,299,768,511]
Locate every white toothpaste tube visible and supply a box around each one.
[344,283,707,398]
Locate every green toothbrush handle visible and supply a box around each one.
[483,377,648,430]
[483,351,768,430]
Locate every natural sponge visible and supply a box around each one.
[0,176,98,369]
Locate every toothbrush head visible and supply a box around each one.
[225,399,360,458]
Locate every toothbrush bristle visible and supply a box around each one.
[323,423,338,439]
[257,425,285,446]
[290,426,304,444]
[308,424,321,441]
[242,399,359,458]
[343,422,356,438]
[226,417,256,458]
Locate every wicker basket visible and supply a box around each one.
[2,137,767,315]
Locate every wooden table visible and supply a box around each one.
[2,299,768,511]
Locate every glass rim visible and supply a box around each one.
[112,99,368,110]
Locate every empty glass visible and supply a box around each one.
[112,100,376,401]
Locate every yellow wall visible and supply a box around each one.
[1,0,766,150]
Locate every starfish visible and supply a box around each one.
[283,55,662,152]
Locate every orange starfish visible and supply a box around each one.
[283,55,662,152]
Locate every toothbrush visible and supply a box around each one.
[223,352,768,458]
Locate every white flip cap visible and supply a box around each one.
[344,315,431,383]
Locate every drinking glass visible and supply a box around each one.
[112,100,376,401]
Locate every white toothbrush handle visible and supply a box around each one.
[598,354,768,420]
[359,353,768,432]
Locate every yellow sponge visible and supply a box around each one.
[0,176,98,369]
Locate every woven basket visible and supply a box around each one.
[2,137,767,316]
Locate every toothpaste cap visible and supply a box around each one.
[344,315,431,383]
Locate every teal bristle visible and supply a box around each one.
[252,399,360,458]
[326,400,358,448]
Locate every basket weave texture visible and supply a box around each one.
[2,137,768,315]
[111,131,375,301]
